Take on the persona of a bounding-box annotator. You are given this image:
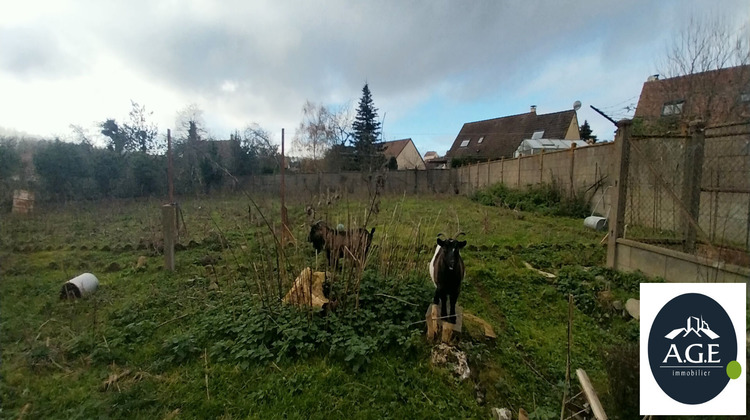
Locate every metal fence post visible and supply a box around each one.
[682,120,705,254]
[607,119,633,268]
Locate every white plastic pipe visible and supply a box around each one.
[61,273,99,298]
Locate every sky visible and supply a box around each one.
[1,0,748,156]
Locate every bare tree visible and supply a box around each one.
[174,103,207,142]
[69,124,92,147]
[243,123,280,174]
[293,101,334,163]
[655,15,750,125]
[293,101,354,172]
[123,101,159,153]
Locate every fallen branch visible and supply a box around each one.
[203,348,210,401]
[16,403,31,420]
[523,261,556,279]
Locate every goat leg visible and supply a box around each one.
[432,288,441,306]
[440,291,448,325]
[448,292,458,324]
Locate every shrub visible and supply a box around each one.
[471,182,590,218]
[604,343,639,419]
[180,271,433,372]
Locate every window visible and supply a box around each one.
[531,130,544,140]
[460,139,470,147]
[661,100,684,116]
[477,136,484,144]
[741,93,750,103]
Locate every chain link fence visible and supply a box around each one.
[624,122,750,267]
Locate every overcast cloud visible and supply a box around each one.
[1,0,748,154]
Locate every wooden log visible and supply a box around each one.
[576,369,608,420]
[441,323,453,343]
[463,312,497,339]
[426,304,439,341]
[519,408,529,420]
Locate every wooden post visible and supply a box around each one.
[606,120,632,268]
[162,204,176,271]
[280,128,288,243]
[681,120,705,253]
[167,129,174,204]
[560,294,573,420]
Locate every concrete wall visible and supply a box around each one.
[238,142,617,210]
[615,239,749,286]
[454,142,616,211]
[235,168,456,201]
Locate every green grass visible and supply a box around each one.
[1,194,647,419]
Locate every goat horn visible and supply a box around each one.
[437,232,445,238]
[455,232,466,238]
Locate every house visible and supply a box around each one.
[634,65,750,130]
[380,138,426,170]
[423,151,448,169]
[446,106,580,164]
[514,138,587,158]
[423,151,439,161]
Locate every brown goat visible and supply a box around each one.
[308,221,375,268]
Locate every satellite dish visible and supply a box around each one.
[573,101,582,111]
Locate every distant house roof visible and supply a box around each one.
[381,138,411,159]
[446,109,579,161]
[423,151,439,161]
[379,138,426,170]
[634,65,750,127]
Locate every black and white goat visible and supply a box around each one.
[308,220,375,267]
[429,233,466,324]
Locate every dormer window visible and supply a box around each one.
[477,136,484,144]
[531,130,544,140]
[460,139,470,147]
[662,100,684,116]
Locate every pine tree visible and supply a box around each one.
[579,120,597,143]
[352,84,383,171]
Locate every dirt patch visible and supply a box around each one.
[105,262,122,272]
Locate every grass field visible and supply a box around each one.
[1,193,645,419]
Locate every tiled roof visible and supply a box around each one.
[634,65,750,126]
[446,110,578,160]
[380,138,411,159]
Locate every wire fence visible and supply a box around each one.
[624,121,750,267]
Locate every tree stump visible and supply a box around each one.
[425,304,463,343]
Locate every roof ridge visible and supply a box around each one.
[465,109,575,125]
[647,64,750,84]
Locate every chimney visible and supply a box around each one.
[530,105,537,114]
